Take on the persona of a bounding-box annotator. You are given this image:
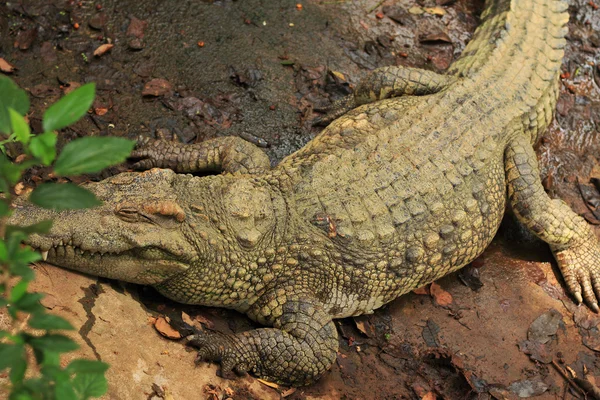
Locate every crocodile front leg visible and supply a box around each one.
[505,135,600,311]
[130,136,270,174]
[314,66,456,125]
[187,295,338,386]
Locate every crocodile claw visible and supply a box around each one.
[186,332,254,377]
[553,235,600,313]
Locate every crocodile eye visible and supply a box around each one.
[115,206,141,222]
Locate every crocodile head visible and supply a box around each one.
[10,168,288,306]
[10,169,198,285]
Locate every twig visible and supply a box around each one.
[367,0,386,13]
[551,359,587,398]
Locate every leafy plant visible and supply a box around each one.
[0,75,135,399]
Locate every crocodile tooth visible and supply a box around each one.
[41,250,49,261]
[59,240,64,246]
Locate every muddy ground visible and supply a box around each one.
[1,0,600,399]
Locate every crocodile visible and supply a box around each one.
[9,0,600,387]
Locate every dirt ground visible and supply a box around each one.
[1,0,600,399]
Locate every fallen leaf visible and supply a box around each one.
[581,326,600,352]
[127,16,148,38]
[422,319,440,347]
[257,378,280,389]
[281,388,297,397]
[409,6,424,14]
[330,70,346,81]
[93,43,113,57]
[430,282,453,307]
[518,340,552,364]
[14,28,37,50]
[424,6,446,15]
[0,58,16,73]
[142,78,172,97]
[508,378,548,398]
[527,309,563,344]
[413,285,430,295]
[154,316,182,339]
[14,182,25,195]
[94,106,108,116]
[422,392,436,400]
[89,12,107,30]
[419,31,452,44]
[458,264,483,291]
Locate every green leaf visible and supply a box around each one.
[66,360,109,375]
[0,343,25,370]
[13,292,45,313]
[9,108,31,145]
[33,347,61,366]
[9,263,36,281]
[5,220,53,237]
[29,313,74,331]
[0,200,10,216]
[55,380,78,400]
[29,183,101,210]
[0,153,24,185]
[9,353,27,384]
[28,334,79,353]
[55,137,135,176]
[13,247,42,265]
[8,388,35,400]
[42,83,95,132]
[0,76,30,135]
[73,373,108,399]
[10,280,29,302]
[29,131,57,166]
[21,378,48,397]
[0,240,7,261]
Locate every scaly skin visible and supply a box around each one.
[9,0,599,387]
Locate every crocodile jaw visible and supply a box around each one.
[27,234,191,285]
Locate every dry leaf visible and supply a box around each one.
[422,392,436,400]
[413,285,430,295]
[94,107,108,116]
[154,316,182,339]
[0,58,16,73]
[257,378,280,389]
[430,282,453,307]
[282,388,297,397]
[424,6,446,15]
[14,182,26,195]
[331,70,346,81]
[142,78,172,97]
[409,6,424,14]
[93,43,114,57]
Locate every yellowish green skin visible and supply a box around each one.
[10,0,600,386]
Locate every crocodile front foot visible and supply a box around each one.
[187,330,257,379]
[185,296,338,386]
[129,135,270,174]
[552,235,600,312]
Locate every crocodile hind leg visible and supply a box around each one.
[314,66,456,125]
[130,136,270,174]
[186,295,338,386]
[505,135,600,311]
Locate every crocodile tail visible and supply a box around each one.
[448,0,569,78]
